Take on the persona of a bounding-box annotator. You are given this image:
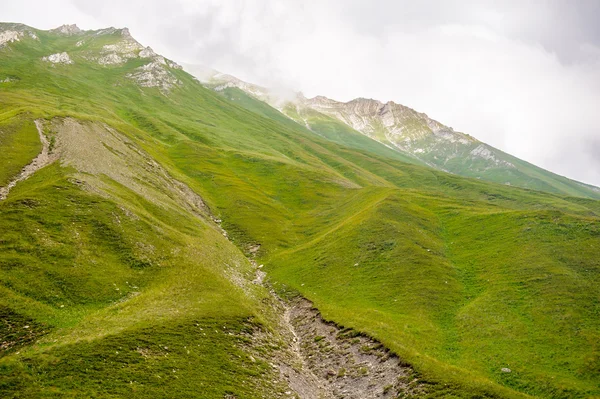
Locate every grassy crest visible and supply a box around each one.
[0,24,598,398]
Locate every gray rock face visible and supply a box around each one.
[52,24,81,35]
[166,60,183,70]
[92,28,142,66]
[42,52,73,64]
[300,95,516,172]
[98,53,124,65]
[126,61,181,92]
[139,46,157,58]
[0,30,23,46]
[304,96,464,144]
[0,24,38,47]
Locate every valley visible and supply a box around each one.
[0,23,598,399]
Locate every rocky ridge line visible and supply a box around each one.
[0,23,183,93]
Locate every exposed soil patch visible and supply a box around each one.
[51,118,208,219]
[279,298,424,399]
[240,294,425,399]
[238,264,426,398]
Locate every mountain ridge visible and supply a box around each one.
[196,67,600,199]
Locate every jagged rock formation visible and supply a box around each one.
[2,23,185,92]
[97,52,124,65]
[139,46,157,58]
[79,27,183,90]
[126,60,182,92]
[51,24,82,36]
[0,23,38,46]
[41,52,73,64]
[300,95,515,171]
[0,30,23,46]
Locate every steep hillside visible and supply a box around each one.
[1,23,599,399]
[200,69,600,200]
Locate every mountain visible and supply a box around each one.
[1,23,599,399]
[199,70,600,200]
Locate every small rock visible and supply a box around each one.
[501,368,512,373]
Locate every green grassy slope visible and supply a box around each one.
[414,134,600,200]
[0,23,599,399]
[0,116,41,186]
[0,162,278,398]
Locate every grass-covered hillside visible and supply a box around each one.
[0,23,599,399]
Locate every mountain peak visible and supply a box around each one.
[52,24,81,35]
[120,27,132,38]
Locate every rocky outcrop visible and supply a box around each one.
[0,24,38,47]
[300,95,516,171]
[126,60,181,92]
[166,59,183,70]
[103,39,142,55]
[0,30,24,47]
[51,24,81,36]
[96,29,143,65]
[41,52,73,64]
[139,46,157,58]
[469,144,514,168]
[97,53,124,65]
[93,32,182,72]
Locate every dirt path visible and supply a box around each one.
[0,120,57,200]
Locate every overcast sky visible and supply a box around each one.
[5,0,600,187]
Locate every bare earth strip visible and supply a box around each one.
[246,264,426,398]
[0,120,57,200]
